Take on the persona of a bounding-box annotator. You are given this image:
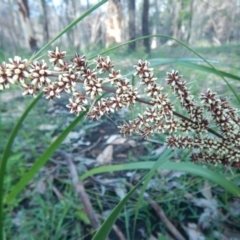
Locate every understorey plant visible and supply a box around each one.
[1,1,240,239]
[0,47,240,168]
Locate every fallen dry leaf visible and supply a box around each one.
[184,192,194,199]
[114,182,126,200]
[36,180,46,194]
[106,134,136,147]
[63,131,83,144]
[115,153,127,158]
[148,235,158,240]
[96,145,113,164]
[38,124,57,131]
[201,180,212,200]
[106,135,124,144]
[212,230,228,240]
[192,197,219,229]
[151,145,167,155]
[228,198,240,216]
[165,171,185,181]
[182,223,205,240]
[126,139,136,147]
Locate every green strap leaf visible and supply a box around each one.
[4,111,87,204]
[0,2,108,238]
[149,58,240,81]
[80,161,240,196]
[92,150,173,240]
[133,149,175,236]
[97,34,240,103]
[0,93,43,239]
[33,0,108,60]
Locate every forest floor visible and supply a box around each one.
[1,44,240,239]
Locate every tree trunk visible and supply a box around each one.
[64,0,74,44]
[17,0,38,52]
[72,0,81,49]
[142,0,150,54]
[172,0,183,40]
[128,0,136,51]
[151,0,161,49]
[187,0,194,43]
[90,12,104,46]
[39,0,49,43]
[105,0,122,48]
[3,0,20,51]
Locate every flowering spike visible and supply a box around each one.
[0,51,240,167]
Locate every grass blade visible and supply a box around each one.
[179,61,240,81]
[97,34,240,103]
[149,58,240,81]
[0,2,108,238]
[33,0,107,60]
[80,161,240,196]
[133,149,175,237]
[92,150,172,240]
[0,93,43,239]
[4,111,87,204]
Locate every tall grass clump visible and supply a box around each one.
[0,1,240,239]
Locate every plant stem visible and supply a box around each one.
[76,79,223,139]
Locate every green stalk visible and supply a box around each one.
[0,1,108,238]
[0,93,43,240]
[80,161,240,196]
[33,0,108,60]
[4,111,87,204]
[92,150,173,240]
[97,34,240,103]
[1,17,238,239]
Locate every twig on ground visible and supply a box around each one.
[76,137,102,153]
[143,192,186,240]
[52,185,63,200]
[92,176,184,240]
[57,150,100,230]
[112,224,127,240]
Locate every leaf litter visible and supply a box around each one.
[4,95,240,240]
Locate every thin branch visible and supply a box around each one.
[57,150,99,230]
[52,185,63,200]
[143,192,186,240]
[49,71,223,140]
[112,224,127,240]
[75,79,223,139]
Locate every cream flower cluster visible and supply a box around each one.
[1,48,240,167]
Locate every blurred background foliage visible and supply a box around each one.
[1,0,240,55]
[1,0,240,240]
